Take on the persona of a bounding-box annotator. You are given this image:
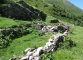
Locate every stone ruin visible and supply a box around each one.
[0,28,24,36]
[35,23,69,33]
[9,24,69,60]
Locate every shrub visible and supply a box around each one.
[59,36,76,49]
[44,4,48,7]
[35,4,38,7]
[0,38,9,48]
[9,29,32,39]
[41,52,54,60]
[38,31,45,36]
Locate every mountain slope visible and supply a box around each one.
[0,0,46,21]
[45,0,83,15]
[24,0,83,26]
[0,0,83,60]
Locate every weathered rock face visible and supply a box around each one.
[35,23,69,33]
[0,28,23,36]
[1,1,46,21]
[9,24,69,60]
[57,24,69,32]
[34,23,45,30]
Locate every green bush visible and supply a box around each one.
[0,28,32,48]
[9,29,32,39]
[41,52,54,60]
[44,4,48,7]
[35,4,38,7]
[0,38,9,48]
[59,36,76,49]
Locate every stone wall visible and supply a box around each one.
[9,24,69,60]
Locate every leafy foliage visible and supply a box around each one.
[0,28,32,48]
[41,52,54,60]
[59,36,76,49]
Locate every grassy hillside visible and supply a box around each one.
[0,16,83,60]
[0,0,83,60]
[52,26,83,60]
[23,0,83,26]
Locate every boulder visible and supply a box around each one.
[26,52,33,56]
[33,47,43,57]
[24,48,35,54]
[50,19,59,23]
[20,56,29,60]
[1,1,46,21]
[29,56,34,60]
[29,56,40,60]
[9,58,17,60]
[57,24,69,32]
[34,24,44,30]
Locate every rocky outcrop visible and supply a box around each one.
[34,23,45,30]
[50,19,59,23]
[35,23,69,33]
[0,27,26,36]
[9,24,69,60]
[1,1,46,21]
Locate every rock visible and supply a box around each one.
[62,30,69,37]
[42,26,55,33]
[33,57,40,60]
[9,58,17,60]
[9,24,69,60]
[29,56,34,60]
[24,48,35,54]
[50,19,59,23]
[42,26,48,33]
[20,56,29,60]
[57,24,69,32]
[29,56,40,60]
[50,27,58,32]
[33,47,43,57]
[1,1,46,21]
[0,28,21,35]
[34,24,44,30]
[26,52,33,56]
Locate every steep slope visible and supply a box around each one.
[45,0,83,15]
[0,0,46,21]
[24,0,83,26]
[0,0,83,60]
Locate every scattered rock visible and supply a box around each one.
[57,24,69,32]
[9,24,69,60]
[33,47,43,57]
[0,28,22,35]
[34,23,44,30]
[20,56,29,60]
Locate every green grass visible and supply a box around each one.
[0,1,83,59]
[0,14,83,60]
[0,32,53,60]
[0,17,31,28]
[0,23,83,60]
[0,17,19,28]
[52,26,83,60]
[23,0,54,15]
[22,0,83,26]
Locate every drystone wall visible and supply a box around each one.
[9,24,69,60]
